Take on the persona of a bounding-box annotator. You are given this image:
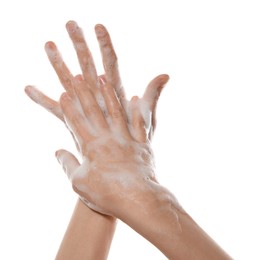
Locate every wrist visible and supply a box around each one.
[116,182,231,259]
[115,179,184,238]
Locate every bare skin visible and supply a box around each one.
[25,21,168,260]
[55,199,116,260]
[57,79,232,260]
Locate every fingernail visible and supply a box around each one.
[95,24,106,37]
[24,85,32,94]
[131,96,139,102]
[55,151,61,164]
[75,74,83,82]
[61,92,70,101]
[163,74,170,83]
[66,20,78,33]
[55,150,59,157]
[45,41,55,50]
[99,76,106,86]
[44,42,60,63]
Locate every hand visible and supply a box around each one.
[25,21,169,143]
[56,79,157,216]
[55,69,232,260]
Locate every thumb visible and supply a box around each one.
[142,74,170,111]
[142,74,170,138]
[55,149,80,179]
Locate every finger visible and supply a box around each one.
[101,83,131,137]
[45,41,75,94]
[66,21,98,89]
[55,149,80,179]
[142,74,169,110]
[74,80,108,132]
[142,74,169,136]
[95,24,126,102]
[79,75,110,122]
[25,86,80,150]
[25,85,64,121]
[130,96,147,142]
[60,93,94,146]
[75,74,108,117]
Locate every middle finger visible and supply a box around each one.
[66,21,98,90]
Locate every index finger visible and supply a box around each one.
[45,41,75,95]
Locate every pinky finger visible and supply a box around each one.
[25,85,64,121]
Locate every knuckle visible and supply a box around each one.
[72,113,84,126]
[112,105,123,118]
[72,183,79,193]
[82,54,93,69]
[82,60,90,70]
[134,116,145,128]
[74,81,87,95]
[104,57,118,71]
[85,104,99,115]
[116,87,125,100]
[62,76,72,87]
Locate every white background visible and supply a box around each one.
[0,0,258,259]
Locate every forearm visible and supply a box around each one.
[117,181,232,260]
[56,198,116,260]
